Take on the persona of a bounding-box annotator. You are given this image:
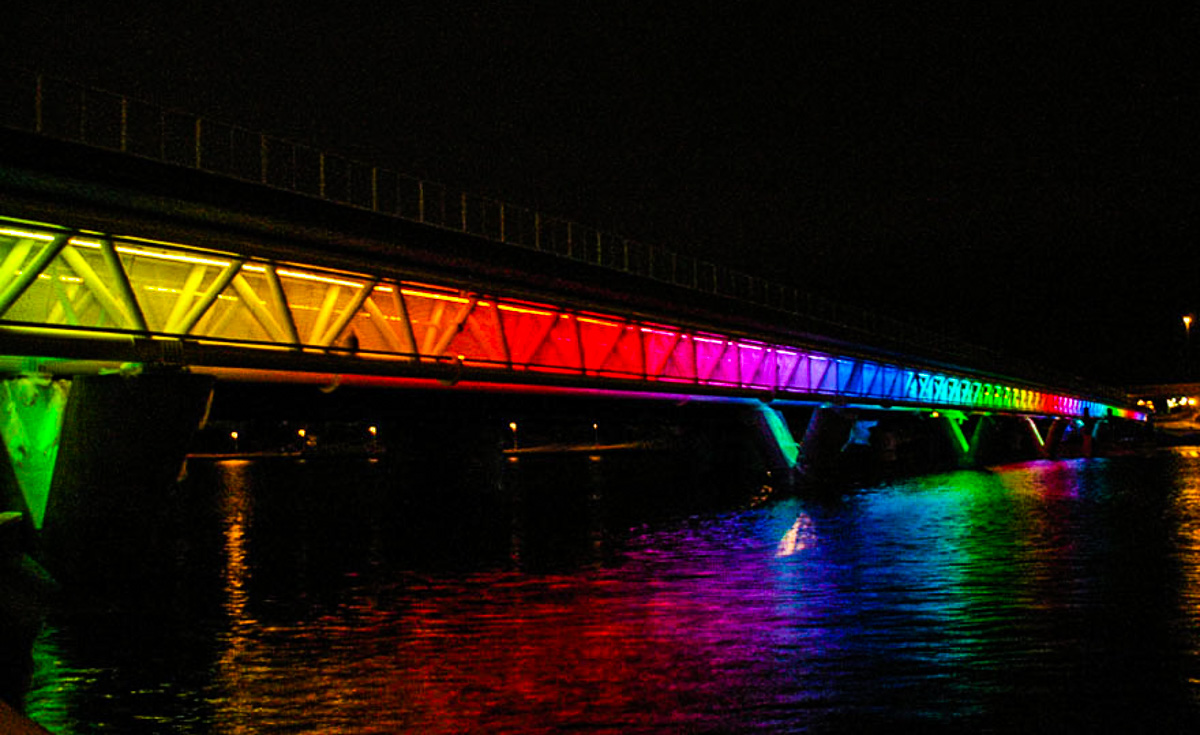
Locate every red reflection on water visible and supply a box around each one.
[209,572,782,733]
[204,499,839,732]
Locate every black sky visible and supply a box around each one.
[4,4,1198,385]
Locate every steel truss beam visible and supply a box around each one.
[0,218,1141,421]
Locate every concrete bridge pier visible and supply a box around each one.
[1040,418,1071,459]
[37,372,214,587]
[0,375,69,545]
[934,412,997,468]
[975,415,1043,464]
[743,404,800,490]
[935,412,971,468]
[1080,418,1111,458]
[796,407,856,479]
[1018,417,1049,458]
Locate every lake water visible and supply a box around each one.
[20,448,1200,733]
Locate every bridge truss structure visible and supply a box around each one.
[0,216,1141,421]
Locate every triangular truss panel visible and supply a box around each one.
[400,287,474,360]
[858,362,881,398]
[264,267,355,349]
[641,327,682,380]
[703,339,745,385]
[524,313,582,373]
[780,353,815,393]
[808,356,834,394]
[494,303,582,373]
[194,265,298,346]
[773,350,801,392]
[428,300,480,361]
[457,301,509,366]
[123,245,227,334]
[657,334,696,383]
[740,344,773,389]
[500,304,560,367]
[841,360,864,395]
[693,336,725,384]
[1,234,148,333]
[821,358,842,394]
[351,285,418,359]
[578,316,639,378]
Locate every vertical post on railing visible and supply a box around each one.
[499,203,506,242]
[34,74,43,133]
[596,231,602,264]
[259,134,268,184]
[192,118,201,168]
[194,118,202,169]
[120,97,128,152]
[78,88,86,142]
[460,193,468,232]
[534,212,541,250]
[418,181,426,222]
[567,222,574,258]
[159,110,166,161]
[371,168,379,211]
[319,152,326,198]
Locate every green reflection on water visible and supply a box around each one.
[22,454,1200,732]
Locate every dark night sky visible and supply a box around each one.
[4,4,1199,385]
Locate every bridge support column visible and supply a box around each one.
[935,412,994,468]
[798,407,854,479]
[40,372,214,586]
[744,404,799,488]
[936,412,973,468]
[1020,417,1047,458]
[1081,418,1109,458]
[1042,418,1070,459]
[969,415,998,465]
[0,376,70,539]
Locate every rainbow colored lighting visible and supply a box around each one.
[0,216,1143,421]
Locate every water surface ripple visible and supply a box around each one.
[24,451,1200,733]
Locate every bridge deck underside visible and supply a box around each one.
[0,218,1136,420]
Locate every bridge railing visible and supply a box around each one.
[0,69,1129,405]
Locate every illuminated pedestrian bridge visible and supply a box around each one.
[0,218,1138,420]
[0,73,1147,582]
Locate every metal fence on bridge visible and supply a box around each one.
[0,69,1128,404]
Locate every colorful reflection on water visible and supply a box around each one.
[22,453,1200,732]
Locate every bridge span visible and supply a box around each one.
[0,73,1145,578]
[0,213,1137,418]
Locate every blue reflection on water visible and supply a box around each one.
[23,454,1200,733]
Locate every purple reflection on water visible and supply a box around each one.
[23,455,1200,732]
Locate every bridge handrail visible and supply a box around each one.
[0,69,1128,405]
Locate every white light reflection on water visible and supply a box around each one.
[776,513,817,557]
